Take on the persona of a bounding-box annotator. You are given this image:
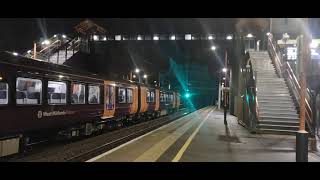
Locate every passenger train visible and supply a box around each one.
[0,51,181,157]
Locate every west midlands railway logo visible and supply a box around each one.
[37,111,43,119]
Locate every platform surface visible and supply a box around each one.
[88,106,320,162]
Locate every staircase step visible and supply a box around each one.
[259,115,299,120]
[257,124,299,129]
[258,101,293,105]
[259,104,296,109]
[258,120,299,125]
[257,128,298,135]
[257,93,291,97]
[258,98,293,103]
[258,94,291,97]
[259,107,297,112]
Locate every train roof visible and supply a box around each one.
[0,51,175,91]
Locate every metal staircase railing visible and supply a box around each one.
[239,49,259,132]
[25,34,81,64]
[267,33,315,136]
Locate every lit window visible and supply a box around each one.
[126,88,133,103]
[287,47,297,60]
[0,82,8,105]
[118,88,126,103]
[88,85,100,104]
[71,83,86,104]
[16,77,42,105]
[48,81,67,105]
[185,34,192,40]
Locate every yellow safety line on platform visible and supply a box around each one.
[172,107,216,162]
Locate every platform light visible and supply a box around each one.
[208,35,214,40]
[110,83,116,86]
[226,35,233,40]
[143,74,147,79]
[27,50,31,54]
[153,35,159,41]
[133,74,136,78]
[12,52,18,56]
[211,46,216,51]
[310,41,318,49]
[135,68,140,73]
[266,32,271,36]
[154,80,157,83]
[0,77,2,80]
[53,34,57,38]
[103,37,107,41]
[247,33,253,38]
[93,35,99,41]
[170,35,176,40]
[115,35,121,41]
[42,39,50,45]
[223,77,226,80]
[185,34,192,40]
[222,68,227,73]
[62,34,67,38]
[137,35,142,40]
[58,75,64,78]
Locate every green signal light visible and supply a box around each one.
[185,93,191,98]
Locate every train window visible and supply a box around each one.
[126,88,133,103]
[106,85,114,109]
[170,94,174,102]
[88,85,100,104]
[160,93,164,102]
[0,82,8,105]
[146,90,150,102]
[16,77,42,105]
[48,81,67,105]
[164,94,168,102]
[150,91,155,102]
[118,88,126,103]
[71,83,86,104]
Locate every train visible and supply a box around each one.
[0,51,181,157]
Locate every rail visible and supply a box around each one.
[267,34,315,136]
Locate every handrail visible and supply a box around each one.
[267,34,315,136]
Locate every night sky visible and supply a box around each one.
[1,18,320,53]
[0,18,238,53]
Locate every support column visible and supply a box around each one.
[296,18,310,162]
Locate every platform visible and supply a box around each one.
[88,106,320,162]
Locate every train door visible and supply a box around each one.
[155,89,160,111]
[172,92,176,109]
[102,81,115,119]
[176,93,181,110]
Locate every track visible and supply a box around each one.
[6,108,190,162]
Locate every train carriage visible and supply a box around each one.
[0,51,182,157]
